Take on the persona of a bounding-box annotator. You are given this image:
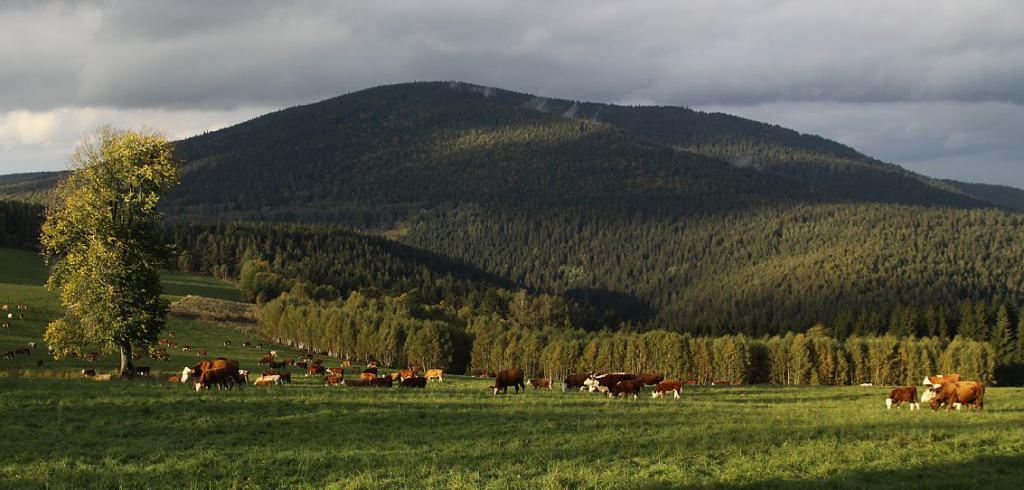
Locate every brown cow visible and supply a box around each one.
[342,360,351,367]
[388,372,402,381]
[284,358,295,366]
[885,386,920,410]
[258,355,274,365]
[584,373,635,393]
[196,349,207,356]
[359,372,377,380]
[182,358,241,386]
[424,369,445,383]
[610,379,645,399]
[492,369,526,395]
[306,365,325,376]
[652,380,683,399]
[195,368,235,391]
[635,373,665,386]
[278,372,292,384]
[296,362,308,369]
[529,378,553,389]
[343,378,370,387]
[400,377,427,388]
[327,367,345,376]
[930,381,985,412]
[325,375,345,386]
[168,376,181,382]
[262,370,281,376]
[563,373,592,392]
[269,361,287,370]
[398,369,416,380]
[370,377,394,388]
[923,374,961,387]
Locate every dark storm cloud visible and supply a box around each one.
[2,0,1022,186]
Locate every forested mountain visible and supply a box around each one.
[2,82,1023,337]
[943,180,1024,213]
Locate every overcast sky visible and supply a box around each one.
[3,1,1023,188]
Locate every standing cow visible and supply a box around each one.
[885,386,919,410]
[930,381,985,412]
[491,369,526,395]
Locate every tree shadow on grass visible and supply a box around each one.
[635,454,1024,490]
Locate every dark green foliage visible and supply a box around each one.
[0,200,43,251]
[944,179,1024,213]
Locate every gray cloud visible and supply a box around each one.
[2,0,1022,187]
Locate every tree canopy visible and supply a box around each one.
[40,126,180,376]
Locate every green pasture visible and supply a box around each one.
[2,246,1024,489]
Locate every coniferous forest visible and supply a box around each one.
[3,82,1024,384]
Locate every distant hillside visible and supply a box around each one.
[943,180,1024,213]
[0,172,61,205]
[1,82,1022,334]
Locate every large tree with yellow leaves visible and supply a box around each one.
[41,126,180,377]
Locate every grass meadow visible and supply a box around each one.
[2,247,1024,489]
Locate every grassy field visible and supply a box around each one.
[2,247,1024,489]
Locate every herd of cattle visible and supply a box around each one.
[885,374,985,412]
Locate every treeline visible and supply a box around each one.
[0,200,43,250]
[259,293,1013,386]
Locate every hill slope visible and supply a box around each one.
[2,82,1022,333]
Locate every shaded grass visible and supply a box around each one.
[1,378,1023,489]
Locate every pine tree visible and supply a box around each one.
[990,305,1015,365]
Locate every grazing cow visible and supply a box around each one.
[197,349,207,356]
[491,369,526,395]
[255,343,263,349]
[341,360,351,367]
[159,338,169,345]
[930,381,985,412]
[885,386,920,410]
[258,355,274,365]
[388,372,402,381]
[269,351,278,358]
[168,340,178,348]
[284,358,295,366]
[529,378,553,389]
[306,365,325,376]
[241,341,250,347]
[312,359,324,366]
[168,376,181,382]
[296,362,308,369]
[262,369,281,376]
[269,361,287,370]
[17,302,27,310]
[923,374,961,387]
[563,373,592,392]
[2,351,14,359]
[27,342,36,350]
[181,358,242,386]
[195,368,235,391]
[398,369,416,380]
[93,374,112,381]
[223,340,231,346]
[135,366,151,376]
[1,321,8,328]
[303,354,314,362]
[635,373,665,386]
[652,380,683,399]
[370,377,394,388]
[610,379,645,399]
[584,373,636,393]
[253,375,281,386]
[424,369,445,383]
[343,379,369,387]
[325,376,345,386]
[278,372,292,384]
[400,377,427,388]
[327,367,345,376]
[82,369,97,377]
[169,331,175,337]
[14,346,30,356]
[237,370,249,384]
[359,372,377,380]
[156,347,167,354]
[182,345,191,352]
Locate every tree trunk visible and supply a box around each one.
[120,343,135,379]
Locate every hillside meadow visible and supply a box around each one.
[2,247,1024,489]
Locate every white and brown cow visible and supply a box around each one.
[652,380,683,399]
[885,386,919,410]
